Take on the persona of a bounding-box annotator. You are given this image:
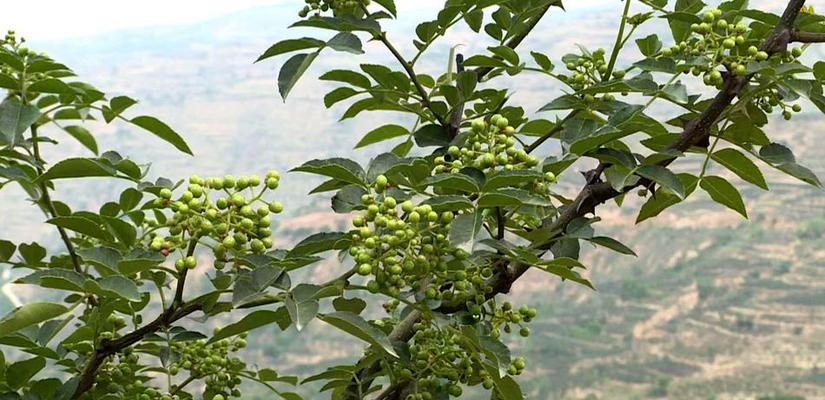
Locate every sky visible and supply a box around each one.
[0,0,615,40]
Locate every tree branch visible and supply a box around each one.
[471,1,561,79]
[29,124,83,275]
[373,31,448,126]
[791,29,825,43]
[71,240,200,399]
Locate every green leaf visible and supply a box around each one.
[483,170,543,191]
[332,297,367,314]
[327,32,363,54]
[0,303,69,337]
[422,195,474,212]
[39,158,116,181]
[292,158,366,185]
[319,70,371,89]
[634,57,677,73]
[324,87,360,108]
[635,34,662,57]
[211,310,290,343]
[97,276,141,302]
[662,82,688,103]
[700,175,747,218]
[62,125,98,155]
[18,269,86,292]
[0,240,14,262]
[711,148,768,190]
[587,236,636,256]
[495,376,524,400]
[636,165,685,199]
[0,97,39,146]
[102,95,138,123]
[538,258,594,289]
[6,357,45,389]
[464,9,483,32]
[279,52,320,101]
[669,0,705,42]
[355,124,408,148]
[373,0,397,16]
[130,115,192,155]
[48,216,112,241]
[463,55,508,69]
[421,173,481,193]
[318,312,398,357]
[413,124,450,147]
[331,185,367,213]
[477,188,553,208]
[286,285,320,331]
[119,188,143,211]
[256,37,325,62]
[27,78,75,94]
[530,51,554,71]
[449,211,484,252]
[288,232,350,257]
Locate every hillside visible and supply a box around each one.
[0,3,823,399]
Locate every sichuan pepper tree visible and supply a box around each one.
[0,0,824,399]
[262,0,825,399]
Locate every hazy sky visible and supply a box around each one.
[1,0,615,40]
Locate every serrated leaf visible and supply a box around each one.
[27,78,75,94]
[39,157,117,181]
[97,275,141,301]
[355,124,408,148]
[700,175,747,218]
[711,148,768,190]
[0,303,69,337]
[449,211,484,252]
[47,216,112,241]
[636,165,685,199]
[319,70,371,88]
[130,115,192,155]
[587,236,636,256]
[324,87,360,108]
[292,158,366,185]
[422,195,474,211]
[62,125,98,155]
[288,232,350,257]
[256,37,325,62]
[478,188,553,208]
[210,310,291,343]
[318,312,398,357]
[278,52,320,101]
[327,32,364,54]
[0,97,39,146]
[635,34,662,57]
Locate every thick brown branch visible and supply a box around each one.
[71,241,199,399]
[791,29,825,43]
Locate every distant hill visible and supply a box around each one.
[2,3,824,399]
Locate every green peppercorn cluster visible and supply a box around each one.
[383,311,531,399]
[659,7,806,85]
[561,47,626,95]
[435,115,539,174]
[147,171,283,267]
[298,0,369,17]
[349,178,467,298]
[167,336,248,399]
[79,349,166,400]
[1,31,52,97]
